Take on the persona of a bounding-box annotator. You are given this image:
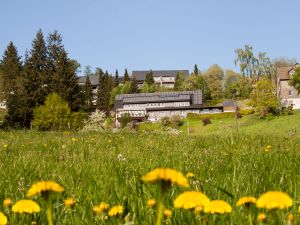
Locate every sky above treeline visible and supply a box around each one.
[1,0,299,75]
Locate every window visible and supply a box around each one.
[288,90,292,96]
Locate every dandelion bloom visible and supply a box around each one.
[3,198,12,207]
[257,213,267,222]
[64,198,75,207]
[12,200,41,214]
[147,199,156,207]
[208,200,232,214]
[92,203,109,216]
[141,168,189,187]
[27,181,64,197]
[0,212,7,225]
[164,209,172,218]
[256,191,293,210]
[108,205,123,217]
[3,144,8,148]
[174,191,210,211]
[186,172,195,178]
[236,196,257,206]
[298,205,300,213]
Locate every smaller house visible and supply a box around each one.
[277,64,300,109]
[132,70,189,89]
[223,100,236,112]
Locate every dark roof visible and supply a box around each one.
[277,66,294,80]
[78,74,99,86]
[132,70,189,81]
[146,105,202,111]
[223,100,235,107]
[114,90,202,110]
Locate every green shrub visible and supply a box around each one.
[187,112,235,120]
[202,117,211,126]
[161,117,171,126]
[31,93,72,131]
[118,113,132,128]
[240,108,255,115]
[170,115,184,127]
[70,112,88,131]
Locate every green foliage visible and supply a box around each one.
[82,75,94,113]
[289,66,300,94]
[204,64,224,100]
[31,93,84,130]
[145,70,154,85]
[193,64,199,75]
[250,79,280,116]
[97,71,111,112]
[240,108,255,115]
[118,113,132,128]
[141,81,156,93]
[187,112,235,120]
[174,72,185,91]
[202,117,211,126]
[130,78,139,93]
[114,70,119,87]
[124,68,130,82]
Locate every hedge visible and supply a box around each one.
[187,112,236,120]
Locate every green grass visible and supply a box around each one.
[0,130,299,224]
[180,110,300,137]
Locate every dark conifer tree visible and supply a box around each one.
[130,78,139,93]
[1,42,27,128]
[124,68,130,82]
[82,75,94,113]
[114,69,119,87]
[145,70,154,85]
[46,30,82,111]
[97,70,110,112]
[194,64,199,75]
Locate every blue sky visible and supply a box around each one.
[1,0,299,75]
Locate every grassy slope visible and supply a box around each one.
[180,110,300,137]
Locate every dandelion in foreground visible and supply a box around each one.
[174,191,210,211]
[208,200,232,214]
[142,168,189,225]
[108,205,123,217]
[0,212,7,225]
[147,199,156,208]
[64,198,75,207]
[3,198,12,208]
[93,202,110,215]
[12,200,41,214]
[256,191,293,210]
[236,196,257,207]
[27,181,64,197]
[141,168,189,188]
[164,209,172,218]
[257,213,267,222]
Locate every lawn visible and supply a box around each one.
[0,130,299,224]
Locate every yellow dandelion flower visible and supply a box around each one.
[186,172,195,178]
[141,168,189,187]
[174,191,210,211]
[257,213,267,222]
[164,209,172,218]
[256,191,293,210]
[93,206,102,215]
[147,199,156,207]
[64,198,75,207]
[298,205,300,213]
[3,144,8,148]
[0,212,7,225]
[71,137,78,142]
[32,221,37,225]
[3,198,12,207]
[27,181,64,197]
[287,213,294,222]
[208,200,232,214]
[12,200,41,214]
[264,145,272,152]
[236,196,257,206]
[108,205,123,217]
[92,202,109,215]
[99,202,109,211]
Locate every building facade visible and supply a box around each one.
[132,70,189,89]
[114,90,223,124]
[277,64,300,109]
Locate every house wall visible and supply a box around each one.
[279,80,300,98]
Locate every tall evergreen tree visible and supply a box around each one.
[130,78,139,93]
[22,29,48,127]
[82,75,94,113]
[194,64,199,76]
[124,68,130,82]
[145,70,154,85]
[114,69,119,87]
[97,70,110,112]
[46,30,82,111]
[0,42,27,128]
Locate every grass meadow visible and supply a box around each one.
[0,129,300,224]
